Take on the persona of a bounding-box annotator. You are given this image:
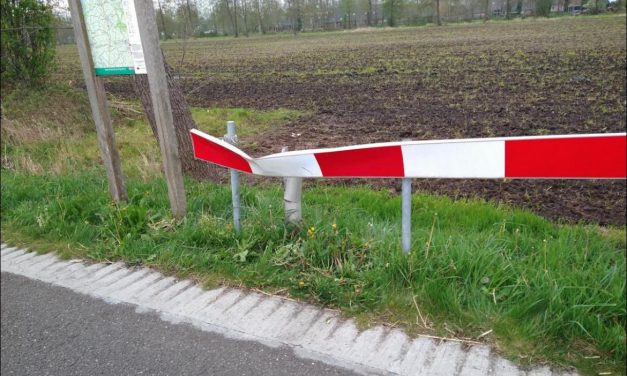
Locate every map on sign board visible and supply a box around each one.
[81,0,146,75]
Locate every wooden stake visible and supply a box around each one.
[134,0,187,217]
[68,0,127,202]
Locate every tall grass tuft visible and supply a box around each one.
[1,170,624,375]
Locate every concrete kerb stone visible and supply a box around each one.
[0,244,577,376]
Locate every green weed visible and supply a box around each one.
[2,16,625,376]
[192,107,302,138]
[1,84,301,179]
[1,170,624,375]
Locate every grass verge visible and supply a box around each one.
[0,83,300,180]
[1,82,625,376]
[1,169,625,375]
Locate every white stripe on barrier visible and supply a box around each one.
[190,129,626,179]
[401,140,505,178]
[253,153,323,177]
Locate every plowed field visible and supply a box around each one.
[62,16,626,225]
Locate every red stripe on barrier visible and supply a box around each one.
[505,136,626,178]
[190,132,253,173]
[314,145,405,177]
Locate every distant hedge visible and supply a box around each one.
[1,0,56,86]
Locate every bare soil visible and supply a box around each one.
[97,17,626,226]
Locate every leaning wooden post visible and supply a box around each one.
[134,0,187,218]
[68,0,127,202]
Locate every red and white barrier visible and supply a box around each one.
[190,129,626,179]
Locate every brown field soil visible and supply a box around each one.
[56,15,626,226]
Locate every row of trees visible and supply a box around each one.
[152,0,623,37]
[39,0,626,45]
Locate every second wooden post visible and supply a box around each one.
[133,0,187,218]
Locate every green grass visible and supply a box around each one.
[1,169,625,375]
[1,84,301,180]
[193,107,302,138]
[2,20,626,375]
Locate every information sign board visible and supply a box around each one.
[81,0,146,75]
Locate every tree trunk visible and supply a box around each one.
[367,0,372,26]
[255,0,265,33]
[516,0,522,15]
[133,56,218,181]
[242,0,249,36]
[484,0,490,20]
[157,0,168,39]
[295,0,302,33]
[506,0,511,18]
[185,0,194,37]
[327,0,333,29]
[233,0,239,37]
[390,0,396,26]
[436,0,441,25]
[223,0,237,36]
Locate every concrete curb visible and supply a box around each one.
[1,244,576,376]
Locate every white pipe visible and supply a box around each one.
[282,146,303,224]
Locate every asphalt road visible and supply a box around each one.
[1,272,358,376]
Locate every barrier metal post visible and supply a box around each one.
[401,138,413,254]
[226,121,240,233]
[401,177,412,253]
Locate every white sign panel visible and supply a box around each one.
[81,0,146,75]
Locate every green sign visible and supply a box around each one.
[81,0,146,75]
